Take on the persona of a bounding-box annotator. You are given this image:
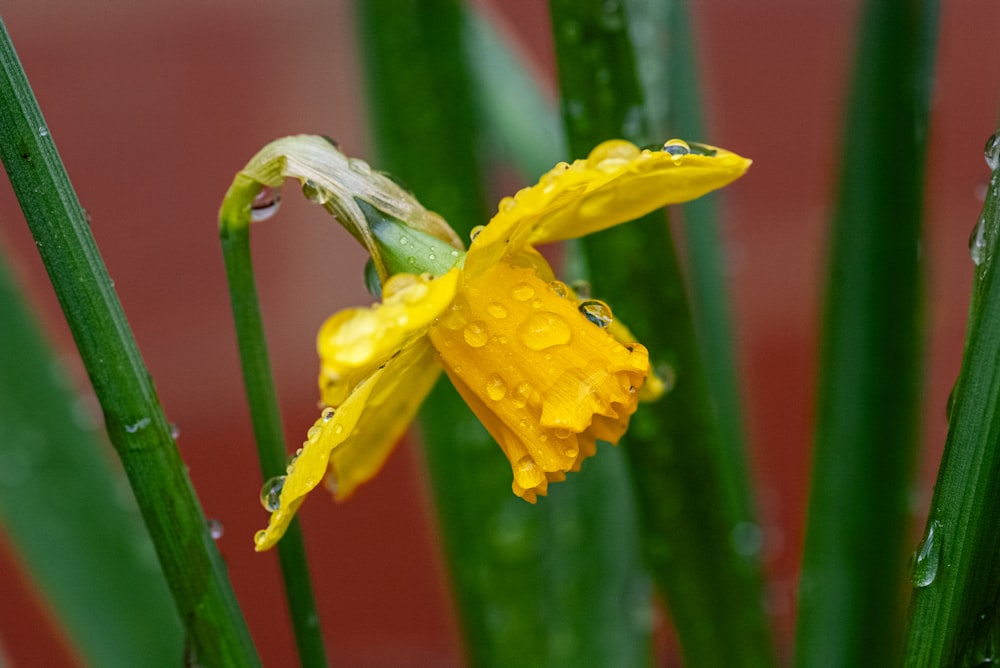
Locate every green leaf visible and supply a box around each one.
[359,1,653,664]
[902,136,1000,664]
[0,19,258,667]
[0,250,183,668]
[548,0,775,665]
[796,0,939,664]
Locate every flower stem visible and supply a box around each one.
[0,19,259,667]
[549,0,775,665]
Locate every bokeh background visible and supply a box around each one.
[1,1,998,665]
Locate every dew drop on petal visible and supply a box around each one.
[553,427,572,440]
[511,382,532,409]
[251,186,281,222]
[301,179,330,204]
[486,374,508,401]
[514,456,545,489]
[470,225,486,242]
[563,446,578,459]
[306,426,322,443]
[518,312,572,351]
[260,475,286,512]
[579,299,613,328]
[510,281,536,301]
[254,530,268,547]
[499,196,516,213]
[549,280,570,298]
[463,321,489,348]
[322,407,336,422]
[487,302,509,319]
[986,131,1000,171]
[662,138,691,163]
[349,157,372,175]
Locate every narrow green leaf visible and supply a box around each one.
[549,1,775,665]
[0,19,259,667]
[902,135,1000,665]
[630,0,753,521]
[359,1,652,664]
[0,250,183,667]
[796,1,939,665]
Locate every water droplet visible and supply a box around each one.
[730,521,764,557]
[38,126,48,137]
[655,363,678,393]
[207,518,224,540]
[499,197,516,213]
[322,407,335,422]
[487,302,508,319]
[349,157,372,175]
[306,426,322,443]
[579,300,613,328]
[563,446,578,459]
[486,374,507,401]
[250,186,281,222]
[514,456,545,488]
[511,382,532,408]
[260,475,287,512]
[470,225,486,241]
[553,427,572,440]
[463,321,489,347]
[333,424,344,435]
[169,422,180,439]
[254,530,267,546]
[518,312,572,351]
[569,279,591,299]
[662,138,691,163]
[124,417,151,434]
[549,280,570,298]
[911,520,942,588]
[970,215,988,266]
[986,131,1000,171]
[510,282,535,301]
[301,179,329,204]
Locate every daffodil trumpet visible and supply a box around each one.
[218,135,750,551]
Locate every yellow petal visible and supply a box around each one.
[255,335,441,551]
[426,260,648,502]
[318,268,458,406]
[465,139,750,277]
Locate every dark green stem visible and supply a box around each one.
[796,0,938,664]
[0,19,259,667]
[549,1,775,665]
[219,215,329,667]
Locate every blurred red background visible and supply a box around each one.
[1,1,998,665]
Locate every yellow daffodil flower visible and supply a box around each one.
[227,136,750,550]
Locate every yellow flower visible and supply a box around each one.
[253,138,750,550]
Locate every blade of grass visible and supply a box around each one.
[903,130,1000,664]
[0,19,259,667]
[219,207,328,666]
[795,0,938,664]
[549,1,775,665]
[0,250,184,667]
[358,1,653,665]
